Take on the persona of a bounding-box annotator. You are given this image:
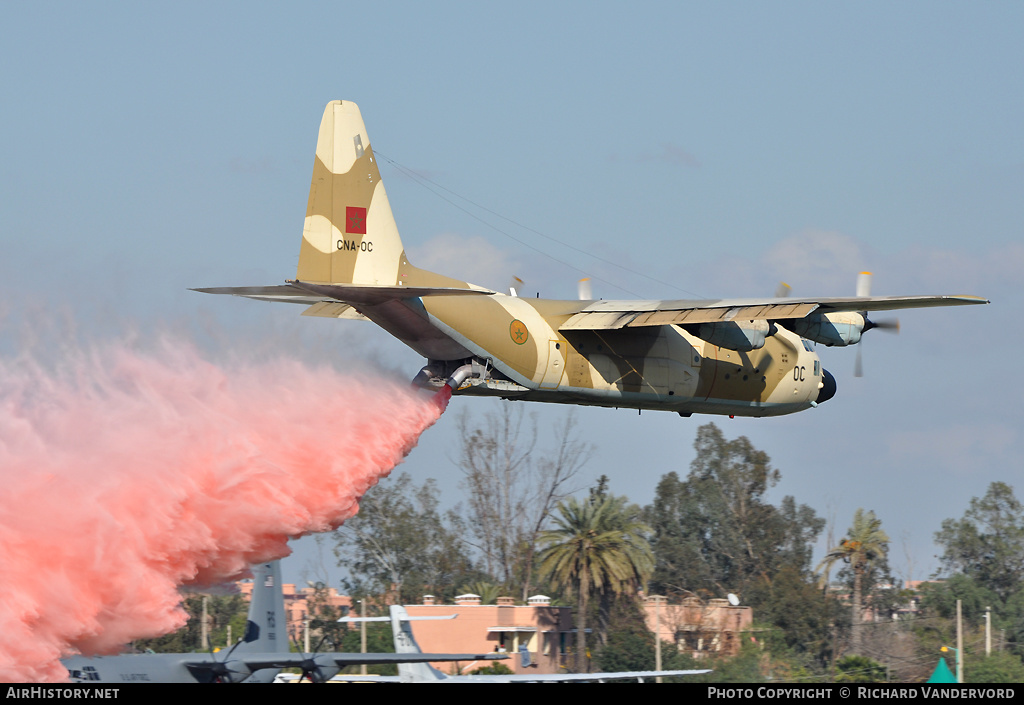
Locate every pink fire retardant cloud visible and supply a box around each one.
[0,339,448,682]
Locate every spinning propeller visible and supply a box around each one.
[775,272,899,377]
[291,633,334,683]
[187,637,251,683]
[853,272,900,377]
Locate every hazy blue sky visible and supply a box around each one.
[2,2,1021,591]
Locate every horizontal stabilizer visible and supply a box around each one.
[190,284,326,305]
[286,280,494,305]
[337,614,457,623]
[192,281,495,307]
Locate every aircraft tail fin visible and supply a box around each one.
[389,606,448,682]
[235,561,287,654]
[298,101,407,286]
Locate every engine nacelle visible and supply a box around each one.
[786,311,865,347]
[684,319,773,352]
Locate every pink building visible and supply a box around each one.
[236,580,754,672]
[403,594,575,675]
[643,595,752,659]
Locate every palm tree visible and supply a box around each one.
[817,508,890,655]
[537,494,653,673]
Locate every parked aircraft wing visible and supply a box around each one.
[459,668,712,682]
[326,668,711,683]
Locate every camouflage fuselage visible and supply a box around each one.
[408,292,825,417]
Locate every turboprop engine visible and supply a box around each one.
[683,319,774,352]
[785,311,865,347]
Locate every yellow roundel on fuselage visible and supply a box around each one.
[510,319,529,345]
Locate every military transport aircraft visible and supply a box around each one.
[327,605,710,683]
[62,562,505,684]
[195,101,988,418]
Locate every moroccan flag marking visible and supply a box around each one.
[346,206,367,234]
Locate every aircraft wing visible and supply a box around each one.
[325,668,712,683]
[278,673,406,683]
[329,652,507,665]
[560,295,988,331]
[457,668,712,682]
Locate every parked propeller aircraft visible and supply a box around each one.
[325,605,710,683]
[195,101,988,418]
[62,562,505,683]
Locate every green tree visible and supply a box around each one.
[668,640,766,683]
[645,423,827,670]
[817,508,890,656]
[596,628,655,674]
[594,595,656,673]
[934,482,1024,605]
[537,492,654,673]
[965,652,1024,683]
[929,483,1024,659]
[335,619,399,676]
[302,581,348,651]
[745,564,838,667]
[916,574,1024,664]
[333,473,478,604]
[835,654,887,683]
[917,574,1000,625]
[589,482,650,646]
[646,424,824,600]
[131,593,248,654]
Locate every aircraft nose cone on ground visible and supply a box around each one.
[817,369,837,404]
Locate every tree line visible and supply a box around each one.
[138,407,1024,682]
[331,408,1024,682]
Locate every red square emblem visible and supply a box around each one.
[345,206,367,234]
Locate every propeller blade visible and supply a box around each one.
[863,315,900,335]
[292,629,335,683]
[774,282,792,298]
[855,307,898,379]
[508,276,523,297]
[578,277,593,301]
[856,271,872,298]
[873,318,900,333]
